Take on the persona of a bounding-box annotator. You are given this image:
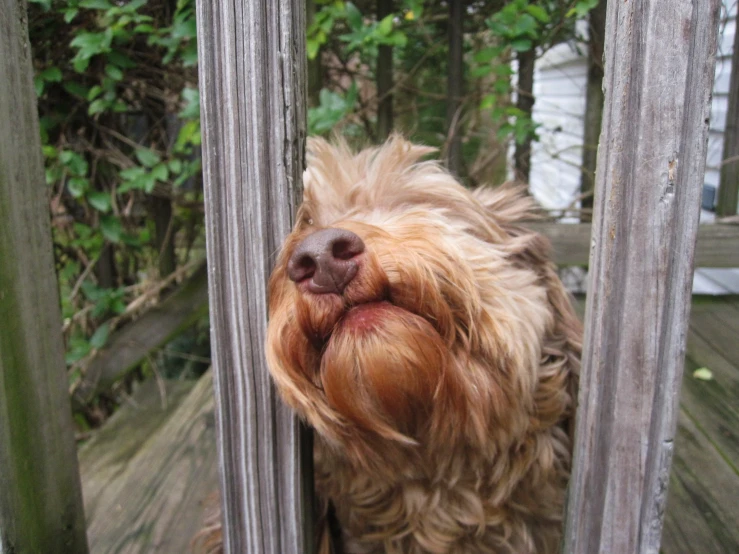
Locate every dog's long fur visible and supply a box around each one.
[260,136,582,553]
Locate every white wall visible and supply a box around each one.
[526,2,738,215]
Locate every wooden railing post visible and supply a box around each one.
[195,1,311,553]
[563,1,721,552]
[0,1,89,552]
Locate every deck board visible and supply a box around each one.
[662,412,739,554]
[79,297,739,553]
[79,375,217,553]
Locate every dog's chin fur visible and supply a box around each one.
[260,135,582,554]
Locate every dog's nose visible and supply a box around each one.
[287,228,365,294]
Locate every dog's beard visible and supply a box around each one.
[320,302,450,443]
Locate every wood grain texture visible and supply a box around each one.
[527,222,739,267]
[73,262,209,408]
[79,376,217,553]
[661,410,739,554]
[195,1,311,553]
[562,1,722,553]
[0,1,89,552]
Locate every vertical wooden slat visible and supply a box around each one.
[563,1,721,553]
[0,1,89,552]
[195,1,310,553]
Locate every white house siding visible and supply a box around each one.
[524,2,739,292]
[528,43,588,212]
[528,3,737,213]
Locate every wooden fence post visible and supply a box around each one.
[195,1,311,553]
[0,1,89,552]
[563,1,721,552]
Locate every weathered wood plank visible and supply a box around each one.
[79,375,217,553]
[661,411,739,554]
[195,1,311,553]
[690,310,739,374]
[680,355,739,474]
[0,1,89,552]
[562,1,722,553]
[527,222,739,268]
[73,262,209,408]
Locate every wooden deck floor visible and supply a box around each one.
[79,297,739,553]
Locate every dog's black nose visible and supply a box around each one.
[287,228,365,294]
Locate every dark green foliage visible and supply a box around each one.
[28,0,203,416]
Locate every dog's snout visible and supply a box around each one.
[287,228,365,294]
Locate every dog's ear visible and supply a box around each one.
[474,182,583,450]
[472,182,542,227]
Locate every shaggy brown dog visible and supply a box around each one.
[264,136,582,554]
[193,136,582,554]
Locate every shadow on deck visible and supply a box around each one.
[79,297,739,553]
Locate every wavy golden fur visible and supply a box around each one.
[195,135,582,554]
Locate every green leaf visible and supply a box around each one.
[143,173,157,193]
[65,338,91,365]
[171,16,197,39]
[377,14,394,36]
[525,5,550,23]
[88,99,109,115]
[87,85,104,101]
[480,95,496,110]
[151,163,169,182]
[80,0,113,9]
[511,38,533,52]
[473,47,500,65]
[111,298,127,314]
[40,67,63,82]
[383,31,407,47]
[68,177,89,198]
[175,120,200,151]
[135,148,161,168]
[105,64,124,81]
[34,76,45,97]
[66,153,90,176]
[307,38,320,60]
[119,166,146,180]
[124,0,148,11]
[87,191,112,212]
[63,81,89,99]
[345,3,363,30]
[470,65,493,79]
[168,159,183,174]
[134,24,156,33]
[81,281,104,302]
[493,64,515,76]
[106,51,137,69]
[693,367,713,381]
[70,32,110,54]
[63,8,79,23]
[100,215,122,243]
[179,87,200,119]
[89,322,110,349]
